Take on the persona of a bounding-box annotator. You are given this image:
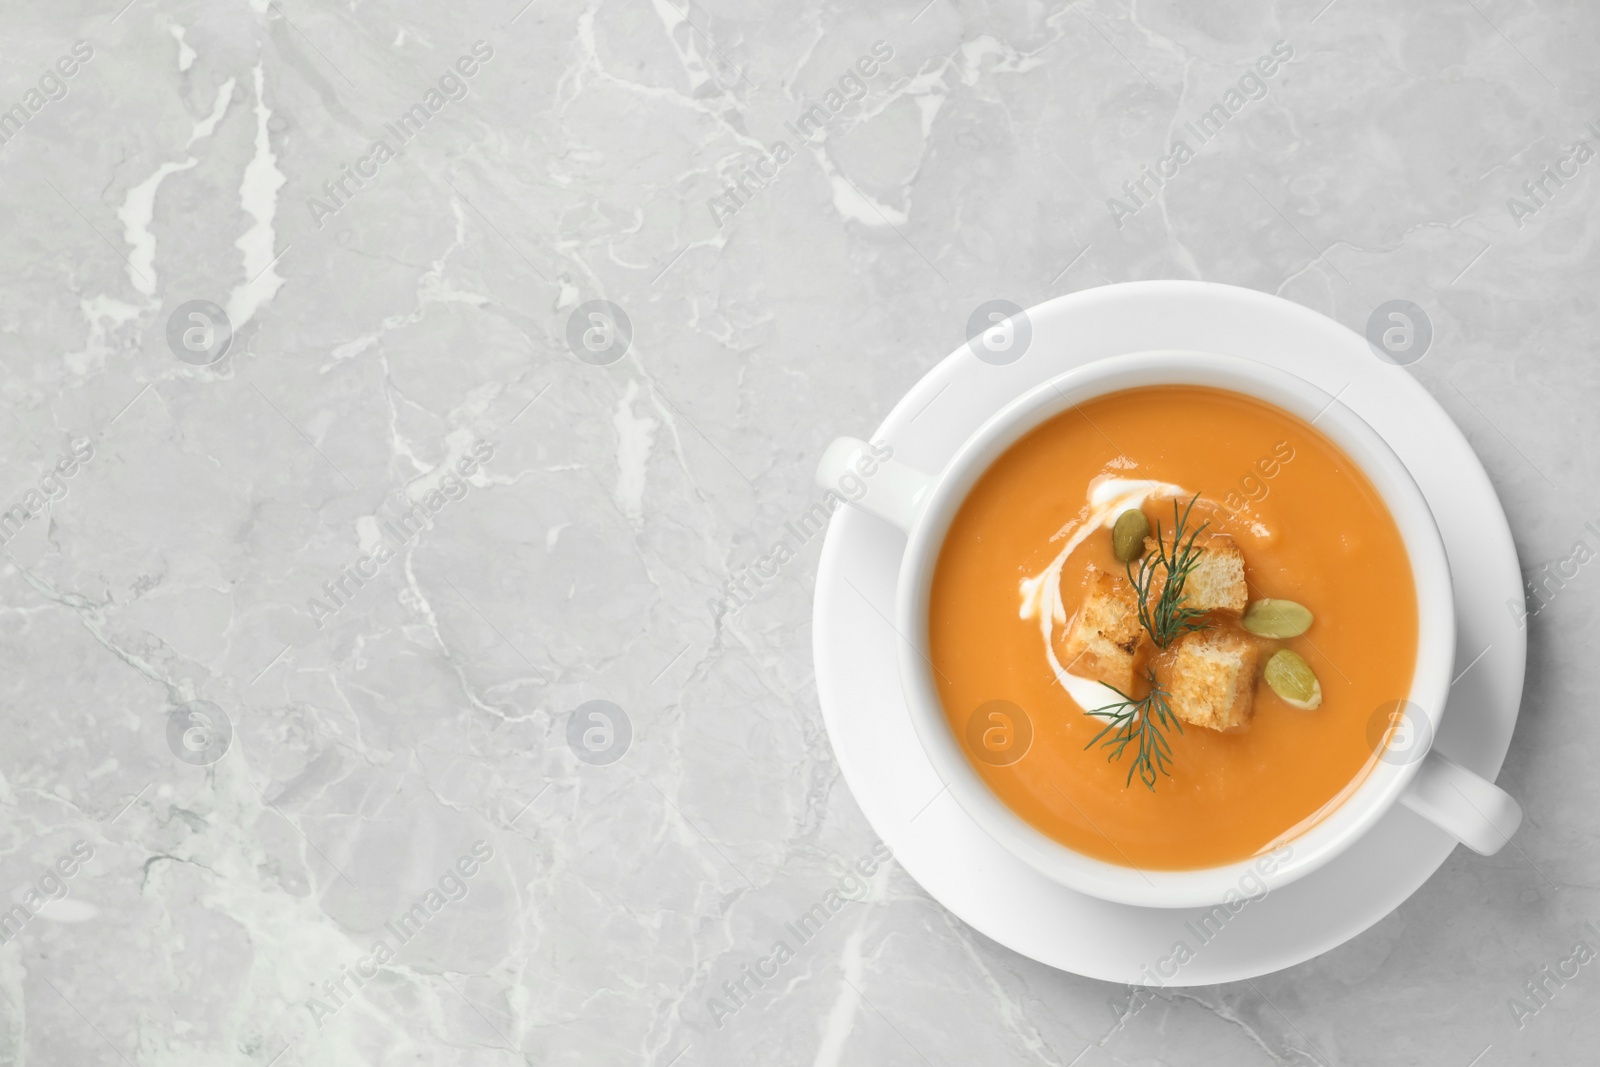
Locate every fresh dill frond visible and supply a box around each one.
[1082,495,1211,789]
[1083,671,1184,790]
[1127,493,1211,649]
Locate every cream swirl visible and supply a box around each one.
[1017,477,1188,714]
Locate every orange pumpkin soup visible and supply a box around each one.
[928,385,1417,870]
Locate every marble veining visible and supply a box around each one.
[0,1,1596,1064]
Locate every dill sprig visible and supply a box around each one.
[1127,493,1211,649]
[1083,494,1210,790]
[1083,670,1184,790]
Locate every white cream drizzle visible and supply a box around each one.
[1017,476,1188,715]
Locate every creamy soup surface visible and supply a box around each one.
[928,385,1417,870]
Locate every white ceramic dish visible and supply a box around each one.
[817,350,1521,909]
[810,281,1528,981]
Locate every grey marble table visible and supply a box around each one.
[1,1,1596,1064]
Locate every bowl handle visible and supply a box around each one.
[815,436,934,534]
[1399,749,1523,855]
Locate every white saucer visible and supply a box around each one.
[812,281,1525,985]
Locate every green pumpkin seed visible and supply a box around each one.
[1264,649,1322,710]
[1242,598,1314,638]
[1111,509,1150,563]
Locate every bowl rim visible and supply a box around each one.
[894,349,1455,909]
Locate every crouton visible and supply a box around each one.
[1143,532,1248,615]
[1058,565,1144,691]
[1165,627,1261,731]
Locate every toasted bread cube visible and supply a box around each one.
[1144,532,1248,615]
[1058,565,1144,691]
[1166,627,1261,731]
